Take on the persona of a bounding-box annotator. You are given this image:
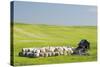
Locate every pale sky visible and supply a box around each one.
[12,1,97,26]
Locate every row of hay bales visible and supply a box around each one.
[19,46,75,58]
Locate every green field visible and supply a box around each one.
[12,23,97,66]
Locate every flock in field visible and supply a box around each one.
[19,46,74,58]
[19,39,90,58]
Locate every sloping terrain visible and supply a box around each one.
[13,23,97,66]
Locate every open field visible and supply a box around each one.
[12,23,97,66]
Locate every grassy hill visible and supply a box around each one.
[12,23,97,66]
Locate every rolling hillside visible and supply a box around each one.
[12,23,97,66]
